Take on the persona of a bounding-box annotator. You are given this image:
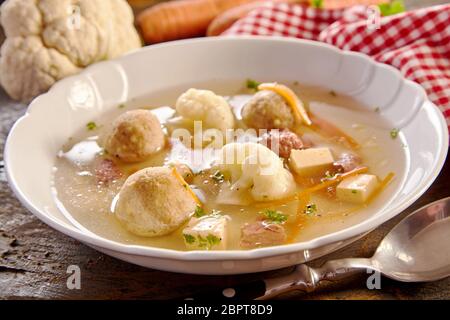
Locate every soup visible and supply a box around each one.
[52,80,406,250]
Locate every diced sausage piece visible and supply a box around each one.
[240,221,287,248]
[261,129,305,159]
[334,153,361,172]
[94,159,123,185]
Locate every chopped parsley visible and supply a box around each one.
[378,0,405,17]
[262,209,288,224]
[183,234,196,244]
[246,79,261,90]
[211,170,225,183]
[374,107,380,113]
[390,128,400,139]
[183,233,221,249]
[352,190,358,194]
[324,171,337,179]
[118,103,126,109]
[193,205,207,218]
[86,121,97,131]
[197,234,221,249]
[304,203,318,216]
[311,0,324,9]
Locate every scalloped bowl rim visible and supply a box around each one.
[4,36,449,261]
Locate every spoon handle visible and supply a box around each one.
[261,258,375,299]
[188,258,374,300]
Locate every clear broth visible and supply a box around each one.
[52,80,407,250]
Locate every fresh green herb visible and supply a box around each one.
[324,171,337,179]
[206,234,221,247]
[390,128,400,139]
[183,234,196,244]
[378,0,405,17]
[193,205,206,218]
[86,121,97,131]
[311,0,324,9]
[352,190,358,194]
[197,234,221,249]
[374,107,380,113]
[118,103,126,109]
[246,79,261,90]
[263,209,288,224]
[329,90,337,97]
[304,203,318,216]
[211,170,225,183]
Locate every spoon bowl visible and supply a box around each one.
[373,197,450,282]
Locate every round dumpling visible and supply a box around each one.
[114,167,198,237]
[216,142,296,202]
[241,90,294,130]
[105,110,165,163]
[175,88,235,132]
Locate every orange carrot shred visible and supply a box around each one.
[171,167,202,205]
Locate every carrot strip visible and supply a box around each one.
[254,167,369,209]
[258,82,312,126]
[308,113,360,150]
[171,167,202,205]
[298,166,369,196]
[366,172,395,203]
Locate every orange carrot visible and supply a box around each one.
[137,0,262,43]
[171,167,202,205]
[298,166,368,196]
[309,112,360,149]
[207,0,303,36]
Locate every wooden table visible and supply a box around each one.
[0,0,449,300]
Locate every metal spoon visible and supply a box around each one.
[192,197,450,300]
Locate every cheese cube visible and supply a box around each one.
[182,214,228,250]
[336,174,378,203]
[289,148,334,176]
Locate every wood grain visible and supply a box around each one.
[0,0,448,300]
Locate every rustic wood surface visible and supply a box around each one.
[0,0,449,300]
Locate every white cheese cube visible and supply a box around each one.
[289,147,334,176]
[336,174,378,203]
[182,214,228,250]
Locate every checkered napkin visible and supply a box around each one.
[222,3,450,132]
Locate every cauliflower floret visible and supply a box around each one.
[215,142,296,202]
[0,0,141,102]
[175,88,235,132]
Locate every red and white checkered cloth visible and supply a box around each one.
[222,3,450,132]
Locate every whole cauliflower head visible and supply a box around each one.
[216,142,296,202]
[175,88,235,132]
[0,0,142,102]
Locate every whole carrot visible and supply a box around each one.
[137,0,262,43]
[207,0,303,36]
